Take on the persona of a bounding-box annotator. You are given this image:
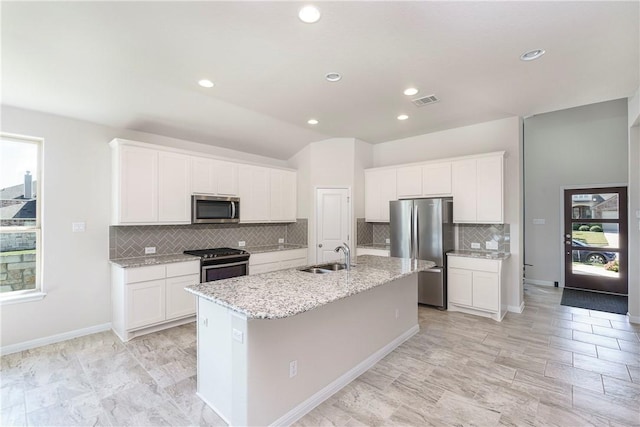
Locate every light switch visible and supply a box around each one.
[532,218,545,225]
[232,328,244,343]
[72,222,85,232]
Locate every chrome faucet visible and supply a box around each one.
[334,242,351,270]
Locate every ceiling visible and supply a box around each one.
[2,1,638,160]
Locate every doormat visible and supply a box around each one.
[561,288,628,315]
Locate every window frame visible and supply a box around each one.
[0,132,45,304]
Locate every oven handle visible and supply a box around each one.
[202,260,249,270]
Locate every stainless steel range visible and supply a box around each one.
[183,247,250,283]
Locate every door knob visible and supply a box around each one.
[318,243,323,248]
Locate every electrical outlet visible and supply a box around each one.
[289,360,297,378]
[385,238,390,244]
[486,241,499,250]
[278,238,284,244]
[471,242,481,249]
[144,247,156,254]
[238,241,246,247]
[72,222,85,232]
[232,328,244,343]
[395,308,400,319]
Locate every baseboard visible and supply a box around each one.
[627,313,640,324]
[524,279,556,287]
[270,324,420,427]
[508,302,525,313]
[0,322,112,355]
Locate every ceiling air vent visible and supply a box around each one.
[412,94,439,107]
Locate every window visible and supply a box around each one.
[0,133,43,302]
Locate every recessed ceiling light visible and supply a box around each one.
[298,5,321,23]
[397,114,409,121]
[325,72,342,82]
[404,88,419,96]
[520,49,546,61]
[307,119,319,125]
[198,79,214,88]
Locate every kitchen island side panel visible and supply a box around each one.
[247,274,417,426]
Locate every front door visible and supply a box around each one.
[316,188,350,263]
[564,187,627,294]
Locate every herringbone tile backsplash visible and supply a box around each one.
[458,223,510,253]
[110,219,308,259]
[356,218,373,245]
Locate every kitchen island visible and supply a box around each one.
[185,255,434,426]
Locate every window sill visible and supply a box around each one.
[0,292,47,306]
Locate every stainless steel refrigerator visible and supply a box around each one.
[390,198,455,308]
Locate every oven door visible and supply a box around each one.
[201,261,249,283]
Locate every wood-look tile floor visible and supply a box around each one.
[2,284,639,426]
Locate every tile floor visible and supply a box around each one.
[1,284,639,426]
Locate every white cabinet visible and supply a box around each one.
[422,162,452,196]
[365,169,397,222]
[249,248,308,275]
[192,158,238,196]
[158,152,191,223]
[396,166,423,198]
[113,144,158,223]
[111,260,200,341]
[447,255,506,321]
[452,154,503,224]
[239,166,297,223]
[356,248,390,257]
[270,169,297,222]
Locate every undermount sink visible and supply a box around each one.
[300,263,348,274]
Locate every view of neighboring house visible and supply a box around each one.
[0,171,37,228]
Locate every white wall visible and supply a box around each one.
[523,99,629,287]
[0,106,287,349]
[288,138,373,264]
[372,117,524,310]
[628,90,640,322]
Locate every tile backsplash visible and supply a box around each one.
[356,218,390,245]
[110,219,308,259]
[457,223,510,253]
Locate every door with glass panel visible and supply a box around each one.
[564,187,627,294]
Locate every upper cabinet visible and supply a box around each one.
[452,153,504,224]
[364,169,396,222]
[191,158,238,196]
[111,139,296,225]
[364,152,503,224]
[239,166,297,223]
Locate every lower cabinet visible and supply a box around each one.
[447,255,506,321]
[111,260,200,341]
[249,248,308,275]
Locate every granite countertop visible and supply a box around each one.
[242,244,307,254]
[110,253,199,268]
[186,255,435,320]
[357,243,391,251]
[447,251,511,260]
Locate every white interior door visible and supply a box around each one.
[316,188,350,263]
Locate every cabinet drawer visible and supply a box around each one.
[166,260,200,278]
[447,256,499,273]
[125,265,165,283]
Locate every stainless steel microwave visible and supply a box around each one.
[191,195,240,224]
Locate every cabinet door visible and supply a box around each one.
[422,162,452,196]
[126,279,165,329]
[447,267,473,306]
[365,169,396,222]
[215,161,239,196]
[165,274,199,320]
[158,152,191,223]
[238,165,270,222]
[192,157,216,194]
[119,145,158,223]
[472,271,499,312]
[476,155,503,223]
[270,170,297,222]
[451,159,477,223]
[396,166,422,198]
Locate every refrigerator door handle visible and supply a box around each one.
[413,204,418,261]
